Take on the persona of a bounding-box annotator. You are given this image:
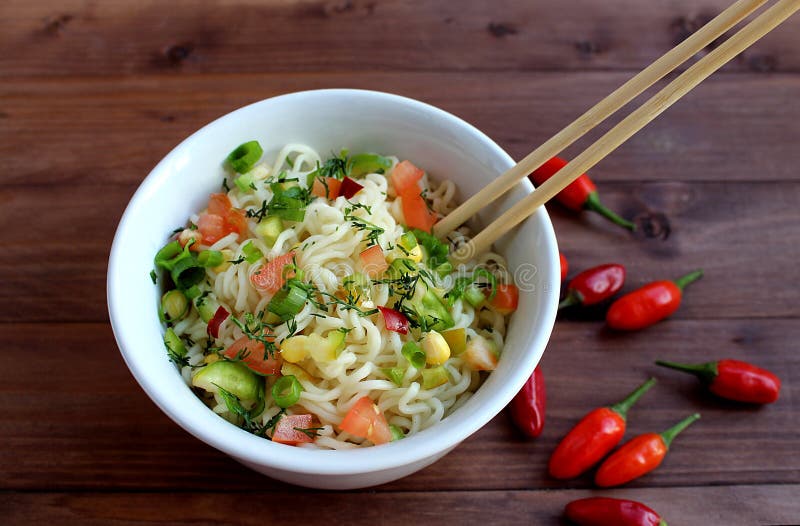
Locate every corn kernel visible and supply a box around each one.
[280,335,309,363]
[407,245,423,263]
[204,353,220,364]
[421,330,451,365]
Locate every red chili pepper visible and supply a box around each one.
[548,377,656,479]
[377,306,409,334]
[606,269,702,331]
[595,413,700,487]
[340,176,364,199]
[529,157,635,231]
[565,497,667,526]
[656,359,780,404]
[559,252,569,281]
[509,366,546,438]
[207,305,229,338]
[560,263,625,309]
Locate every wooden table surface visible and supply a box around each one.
[2,1,799,524]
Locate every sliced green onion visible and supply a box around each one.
[161,289,189,322]
[226,140,263,174]
[267,284,307,320]
[154,240,183,270]
[348,153,393,177]
[473,268,498,301]
[272,375,303,408]
[183,284,203,299]
[401,341,426,369]
[194,292,221,323]
[422,365,450,389]
[389,424,405,441]
[242,241,264,264]
[170,255,205,290]
[398,231,418,252]
[463,285,486,308]
[234,171,256,193]
[164,327,186,359]
[255,215,283,248]
[382,367,405,386]
[420,289,455,331]
[269,205,306,222]
[435,261,453,278]
[198,250,224,268]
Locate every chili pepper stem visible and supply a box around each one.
[609,377,657,419]
[558,291,582,310]
[655,360,718,384]
[673,269,704,290]
[584,192,637,231]
[660,413,700,448]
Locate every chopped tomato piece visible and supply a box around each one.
[251,252,296,294]
[358,245,388,278]
[340,177,364,199]
[208,193,233,215]
[400,188,438,232]
[339,396,392,445]
[390,160,424,194]
[377,306,409,334]
[487,284,520,315]
[224,335,280,376]
[311,177,342,199]
[225,207,247,237]
[463,336,499,371]
[207,306,230,338]
[272,414,315,445]
[198,194,248,244]
[197,213,227,245]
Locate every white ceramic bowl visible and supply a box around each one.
[107,89,559,489]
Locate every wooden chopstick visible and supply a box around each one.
[434,0,766,239]
[451,0,799,262]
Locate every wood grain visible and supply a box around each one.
[2,1,799,523]
[2,485,798,525]
[2,73,799,189]
[2,0,800,77]
[2,320,795,492]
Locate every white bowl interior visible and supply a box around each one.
[108,89,559,487]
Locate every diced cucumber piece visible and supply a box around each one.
[348,153,393,177]
[192,360,260,401]
[422,365,450,389]
[194,292,221,323]
[255,216,283,248]
[164,327,186,358]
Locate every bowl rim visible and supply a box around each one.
[107,88,559,476]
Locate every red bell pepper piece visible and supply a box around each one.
[340,177,364,199]
[377,306,409,334]
[207,306,229,338]
[656,359,781,404]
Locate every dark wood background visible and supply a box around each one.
[2,1,799,524]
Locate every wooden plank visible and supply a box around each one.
[2,485,798,525]
[2,0,800,77]
[2,73,799,188]
[1,320,796,491]
[1,179,798,322]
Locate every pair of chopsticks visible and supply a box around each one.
[438,0,799,262]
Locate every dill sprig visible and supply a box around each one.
[344,213,384,247]
[230,312,278,358]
